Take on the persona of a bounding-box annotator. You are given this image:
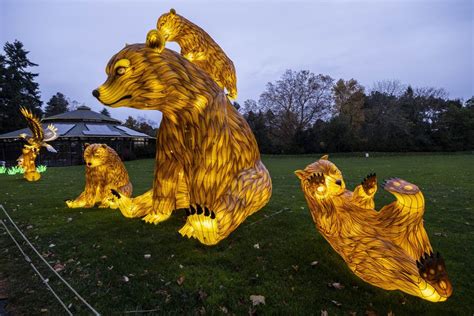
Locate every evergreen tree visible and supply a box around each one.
[0,40,43,133]
[100,107,111,117]
[44,92,69,117]
[124,116,139,130]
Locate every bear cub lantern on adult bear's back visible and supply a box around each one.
[66,144,132,209]
[91,14,272,246]
[295,155,453,302]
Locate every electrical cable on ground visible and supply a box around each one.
[0,204,100,315]
[0,218,73,315]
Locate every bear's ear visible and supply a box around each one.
[146,30,165,53]
[84,143,90,148]
[320,154,329,160]
[170,8,176,15]
[294,170,307,180]
[101,144,107,149]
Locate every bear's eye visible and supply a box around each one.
[116,67,126,76]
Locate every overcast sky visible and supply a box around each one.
[1,0,472,125]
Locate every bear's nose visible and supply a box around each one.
[87,162,92,166]
[92,89,100,98]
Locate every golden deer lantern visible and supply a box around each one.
[156,8,238,99]
[66,143,133,209]
[17,107,58,182]
[92,12,271,245]
[295,155,452,302]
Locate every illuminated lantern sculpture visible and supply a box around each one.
[92,19,272,245]
[17,107,58,182]
[66,143,132,209]
[156,8,238,99]
[295,155,453,302]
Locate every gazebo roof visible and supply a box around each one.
[0,106,153,140]
[43,105,121,124]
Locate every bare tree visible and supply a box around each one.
[371,79,406,97]
[414,87,448,100]
[241,99,258,115]
[259,70,334,137]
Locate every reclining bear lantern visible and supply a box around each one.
[92,10,272,245]
[295,155,453,302]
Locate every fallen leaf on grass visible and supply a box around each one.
[53,263,65,272]
[292,265,299,272]
[328,282,344,290]
[331,300,342,307]
[219,306,229,314]
[123,276,129,282]
[250,295,265,306]
[310,261,319,266]
[144,254,151,259]
[320,310,328,316]
[177,275,185,285]
[253,243,260,249]
[198,289,208,301]
[387,312,395,316]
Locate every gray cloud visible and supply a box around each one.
[1,0,472,124]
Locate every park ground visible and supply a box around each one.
[0,153,473,315]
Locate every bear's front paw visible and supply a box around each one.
[307,172,327,198]
[362,173,377,195]
[142,212,172,224]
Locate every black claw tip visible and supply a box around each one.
[196,205,203,215]
[190,205,196,215]
[111,189,120,198]
[210,211,216,219]
[204,207,210,216]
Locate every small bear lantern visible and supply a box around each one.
[66,143,132,209]
[92,10,272,245]
[295,155,453,302]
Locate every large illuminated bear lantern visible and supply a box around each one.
[295,155,452,302]
[92,26,271,245]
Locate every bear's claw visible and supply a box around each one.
[111,189,121,199]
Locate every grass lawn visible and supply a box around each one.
[1,154,473,314]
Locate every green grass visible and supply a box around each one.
[1,154,473,314]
